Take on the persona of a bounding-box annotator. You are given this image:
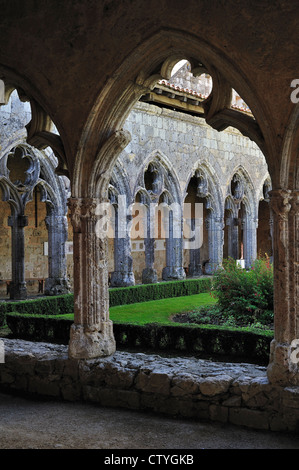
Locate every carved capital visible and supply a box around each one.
[269,189,292,220]
[68,197,101,233]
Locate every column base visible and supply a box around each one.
[204,262,220,275]
[68,321,116,359]
[267,339,299,386]
[188,264,202,277]
[162,266,186,281]
[10,282,27,300]
[44,278,71,296]
[142,267,158,284]
[110,271,135,287]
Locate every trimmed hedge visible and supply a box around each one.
[5,312,272,364]
[113,322,272,364]
[6,313,72,344]
[0,294,74,321]
[109,278,212,307]
[0,278,212,325]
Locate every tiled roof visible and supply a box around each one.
[157,79,251,114]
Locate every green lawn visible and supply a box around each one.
[109,292,216,325]
[36,292,216,326]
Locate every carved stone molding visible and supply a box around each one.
[269,189,292,220]
[68,197,101,233]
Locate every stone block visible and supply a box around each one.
[282,386,299,409]
[222,396,242,407]
[229,408,269,430]
[199,375,233,397]
[171,375,200,397]
[135,370,171,395]
[209,404,228,423]
[28,375,60,397]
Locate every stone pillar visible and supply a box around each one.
[44,213,70,295]
[226,214,239,260]
[8,214,28,300]
[110,208,135,287]
[188,218,202,276]
[68,197,116,359]
[243,216,258,269]
[142,204,157,284]
[205,215,224,274]
[267,189,299,385]
[162,209,185,281]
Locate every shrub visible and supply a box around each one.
[109,278,212,306]
[0,278,212,322]
[212,256,273,323]
[5,312,272,364]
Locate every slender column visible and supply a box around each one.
[243,216,258,269]
[142,204,157,284]
[44,213,70,295]
[188,218,202,276]
[68,197,116,359]
[162,209,185,281]
[226,215,238,260]
[205,215,224,274]
[8,214,28,300]
[267,189,299,385]
[110,208,135,287]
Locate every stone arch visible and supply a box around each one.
[73,28,276,199]
[279,103,299,190]
[66,28,284,360]
[134,150,182,206]
[0,142,70,297]
[131,152,184,283]
[0,69,70,178]
[257,176,273,260]
[183,163,223,275]
[108,162,135,287]
[224,166,257,268]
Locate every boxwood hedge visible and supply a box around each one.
[0,277,212,326]
[5,312,272,364]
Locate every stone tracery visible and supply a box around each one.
[0,12,298,391]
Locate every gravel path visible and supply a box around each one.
[0,391,299,450]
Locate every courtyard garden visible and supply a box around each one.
[0,256,274,364]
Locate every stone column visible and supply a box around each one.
[110,207,135,287]
[162,209,185,281]
[44,213,70,295]
[142,204,157,284]
[68,197,116,359]
[188,218,202,276]
[243,216,258,269]
[205,215,224,274]
[8,214,28,300]
[226,214,239,260]
[267,189,299,385]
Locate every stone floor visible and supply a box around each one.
[1,391,299,449]
[1,339,299,449]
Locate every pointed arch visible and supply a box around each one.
[72,28,278,198]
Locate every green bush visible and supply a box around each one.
[109,278,212,306]
[0,294,74,320]
[5,312,72,344]
[0,278,212,322]
[5,312,272,364]
[212,256,273,323]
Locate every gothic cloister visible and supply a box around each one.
[0,1,299,437]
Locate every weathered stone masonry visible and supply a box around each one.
[1,338,299,433]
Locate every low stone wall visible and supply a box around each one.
[1,338,299,433]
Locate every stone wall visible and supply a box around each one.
[121,101,268,200]
[0,92,271,291]
[1,338,299,433]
